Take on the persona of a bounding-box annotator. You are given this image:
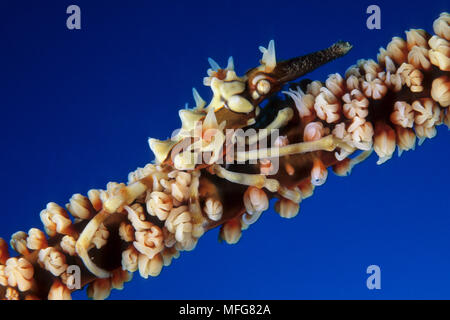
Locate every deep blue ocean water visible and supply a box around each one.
[0,0,449,299]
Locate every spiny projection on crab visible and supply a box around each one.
[0,12,449,300]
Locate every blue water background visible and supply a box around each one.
[0,0,449,299]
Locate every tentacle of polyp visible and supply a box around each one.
[1,12,449,300]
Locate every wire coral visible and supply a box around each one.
[0,12,449,300]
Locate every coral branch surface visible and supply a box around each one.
[0,12,449,300]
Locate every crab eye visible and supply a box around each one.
[256,79,271,95]
[249,73,273,100]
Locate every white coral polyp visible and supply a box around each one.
[349,119,374,151]
[303,122,325,142]
[374,123,396,165]
[361,74,388,99]
[408,46,431,70]
[133,225,164,259]
[342,89,369,119]
[314,87,341,123]
[243,186,269,215]
[40,202,72,236]
[38,247,68,277]
[125,204,152,232]
[165,206,193,244]
[325,73,345,97]
[204,198,223,222]
[390,101,415,128]
[412,98,441,128]
[5,257,34,292]
[283,87,314,118]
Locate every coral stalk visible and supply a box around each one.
[0,12,449,300]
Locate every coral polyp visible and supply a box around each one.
[0,12,449,300]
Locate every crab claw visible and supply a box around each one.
[245,40,353,105]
